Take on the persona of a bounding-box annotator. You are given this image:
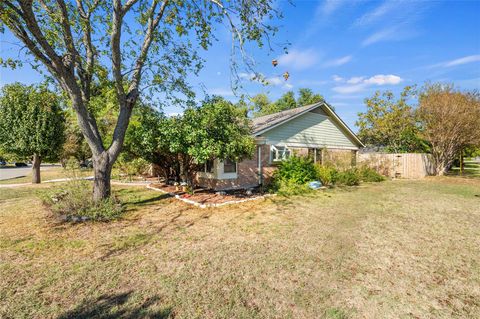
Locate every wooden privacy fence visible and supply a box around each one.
[358,153,435,179]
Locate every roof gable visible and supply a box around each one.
[251,102,364,147]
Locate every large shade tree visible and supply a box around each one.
[0,83,65,183]
[0,0,280,201]
[418,83,480,175]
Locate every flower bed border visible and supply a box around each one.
[146,184,275,208]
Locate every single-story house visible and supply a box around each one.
[196,101,364,190]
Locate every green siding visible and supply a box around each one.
[260,111,359,149]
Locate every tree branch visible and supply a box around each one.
[16,0,63,68]
[108,0,169,159]
[128,0,168,97]
[111,0,126,102]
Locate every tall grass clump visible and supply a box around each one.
[41,161,123,221]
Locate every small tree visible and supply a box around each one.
[124,104,181,181]
[418,83,480,175]
[128,97,255,186]
[356,86,426,153]
[0,83,65,183]
[251,88,323,117]
[297,88,323,106]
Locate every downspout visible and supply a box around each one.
[255,137,267,186]
[258,145,263,186]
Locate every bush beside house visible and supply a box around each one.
[271,156,385,195]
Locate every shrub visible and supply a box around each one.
[115,157,150,181]
[335,168,360,186]
[315,165,338,186]
[358,166,386,182]
[41,180,124,221]
[273,156,318,184]
[274,179,313,196]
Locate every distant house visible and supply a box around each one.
[196,101,364,190]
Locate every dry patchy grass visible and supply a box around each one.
[0,178,479,318]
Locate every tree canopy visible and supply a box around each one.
[0,83,65,183]
[0,0,281,200]
[356,86,427,153]
[418,83,480,175]
[126,96,255,185]
[250,88,324,117]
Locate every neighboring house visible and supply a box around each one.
[196,101,364,190]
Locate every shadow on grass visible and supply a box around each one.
[99,206,211,260]
[130,194,171,206]
[56,291,172,319]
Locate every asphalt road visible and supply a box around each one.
[0,164,59,181]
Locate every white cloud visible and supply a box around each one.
[362,26,398,46]
[332,75,344,82]
[239,72,292,89]
[239,72,255,80]
[354,1,402,27]
[346,76,365,84]
[323,55,352,67]
[331,94,364,99]
[208,88,234,96]
[443,55,480,67]
[297,79,329,86]
[358,1,432,47]
[277,49,319,70]
[266,76,293,90]
[364,74,402,85]
[320,0,347,16]
[333,74,403,94]
[266,76,283,86]
[333,84,367,94]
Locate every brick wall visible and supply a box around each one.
[196,144,272,190]
[322,149,356,169]
[195,146,358,190]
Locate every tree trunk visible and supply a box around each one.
[32,154,41,184]
[93,153,113,202]
[460,149,464,175]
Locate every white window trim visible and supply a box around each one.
[270,145,292,163]
[197,160,216,178]
[218,159,238,180]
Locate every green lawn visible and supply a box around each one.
[0,166,93,184]
[449,158,480,177]
[1,178,479,318]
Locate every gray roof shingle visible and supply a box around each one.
[251,102,321,135]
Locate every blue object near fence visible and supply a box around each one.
[308,181,322,189]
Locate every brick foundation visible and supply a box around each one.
[196,146,357,191]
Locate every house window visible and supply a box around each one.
[271,145,291,162]
[205,159,214,173]
[198,159,214,173]
[223,158,236,173]
[308,148,323,164]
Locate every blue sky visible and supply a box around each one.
[1,0,480,131]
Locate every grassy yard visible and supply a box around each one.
[1,178,479,318]
[449,158,480,178]
[0,166,151,185]
[0,166,92,184]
